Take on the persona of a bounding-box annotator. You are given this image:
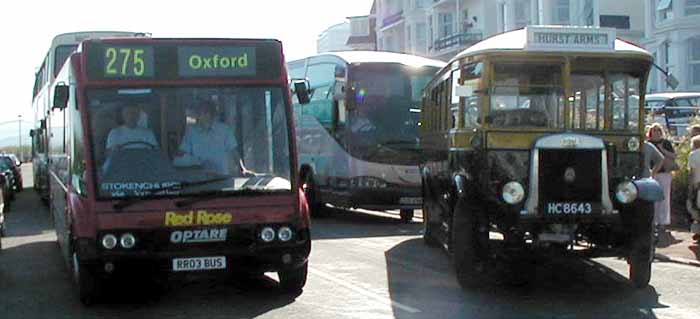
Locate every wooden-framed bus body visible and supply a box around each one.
[48,38,310,302]
[420,27,659,289]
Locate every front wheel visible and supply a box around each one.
[72,250,100,306]
[278,261,308,294]
[452,198,488,290]
[628,201,655,289]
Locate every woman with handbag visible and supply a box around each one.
[648,123,677,233]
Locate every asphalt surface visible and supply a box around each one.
[1,164,700,319]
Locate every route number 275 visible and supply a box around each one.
[105,48,146,76]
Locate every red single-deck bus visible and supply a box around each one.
[48,37,310,304]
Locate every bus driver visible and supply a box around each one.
[105,104,158,155]
[176,100,239,176]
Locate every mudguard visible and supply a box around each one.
[633,178,664,202]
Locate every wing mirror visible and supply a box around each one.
[52,84,69,110]
[291,79,311,105]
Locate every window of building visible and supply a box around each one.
[514,0,531,28]
[416,23,427,53]
[439,13,454,38]
[498,2,507,32]
[657,0,674,21]
[690,38,700,86]
[553,0,571,25]
[687,0,700,15]
[600,15,631,29]
[351,19,370,36]
[583,0,595,26]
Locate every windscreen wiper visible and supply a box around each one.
[112,175,236,210]
[174,188,277,208]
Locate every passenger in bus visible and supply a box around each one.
[105,104,159,155]
[176,100,239,176]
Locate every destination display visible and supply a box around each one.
[526,26,616,52]
[85,40,279,80]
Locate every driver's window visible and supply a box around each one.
[461,62,482,129]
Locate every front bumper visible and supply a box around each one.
[78,232,311,277]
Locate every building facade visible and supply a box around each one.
[643,0,700,93]
[371,0,644,61]
[317,22,352,53]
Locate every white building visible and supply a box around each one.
[346,14,378,51]
[373,0,644,61]
[643,0,700,93]
[317,22,352,53]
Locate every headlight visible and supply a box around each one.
[278,227,293,242]
[101,234,118,249]
[260,227,276,242]
[627,137,640,152]
[615,181,638,204]
[120,233,136,249]
[502,181,525,204]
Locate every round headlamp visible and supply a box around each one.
[627,137,640,152]
[120,233,136,249]
[502,181,525,204]
[101,234,118,250]
[278,227,293,242]
[615,181,638,204]
[260,227,276,243]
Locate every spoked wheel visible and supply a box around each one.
[400,209,414,223]
[451,198,489,290]
[72,250,100,306]
[278,261,308,294]
[628,202,655,289]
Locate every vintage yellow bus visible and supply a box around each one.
[420,26,662,289]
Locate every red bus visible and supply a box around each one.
[48,38,310,304]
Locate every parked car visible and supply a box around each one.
[645,92,700,137]
[6,153,21,167]
[0,155,22,192]
[0,160,16,201]
[0,172,9,249]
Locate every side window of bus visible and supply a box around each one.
[71,100,87,196]
[305,63,337,128]
[610,74,641,131]
[461,62,482,128]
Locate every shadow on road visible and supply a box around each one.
[385,238,667,319]
[311,207,423,240]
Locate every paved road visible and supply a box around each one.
[1,164,700,318]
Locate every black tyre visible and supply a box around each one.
[422,203,440,247]
[628,202,654,289]
[72,250,100,306]
[400,209,414,223]
[451,198,488,290]
[278,261,308,294]
[303,174,326,218]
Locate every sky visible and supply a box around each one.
[0,0,374,132]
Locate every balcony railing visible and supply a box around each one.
[382,10,404,27]
[430,32,483,52]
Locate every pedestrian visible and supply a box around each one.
[687,135,700,237]
[647,123,677,233]
[643,140,664,179]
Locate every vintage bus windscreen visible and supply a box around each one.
[349,63,438,164]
